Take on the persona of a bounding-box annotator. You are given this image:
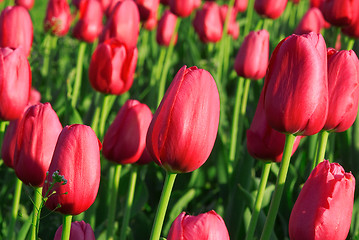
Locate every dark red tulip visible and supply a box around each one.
[43,124,101,216]
[320,0,359,26]
[105,0,123,16]
[234,30,269,80]
[234,0,248,12]
[0,47,31,121]
[295,8,327,34]
[15,0,34,10]
[219,5,239,40]
[0,6,33,56]
[102,99,153,164]
[323,49,359,132]
[146,66,220,173]
[254,0,288,19]
[310,0,324,7]
[160,0,169,5]
[156,10,178,46]
[44,0,72,37]
[54,221,95,240]
[13,103,62,187]
[73,0,103,43]
[167,211,230,240]
[193,2,223,43]
[263,32,328,136]
[72,0,83,8]
[289,160,355,240]
[89,38,138,95]
[169,0,199,17]
[341,0,359,38]
[100,0,140,49]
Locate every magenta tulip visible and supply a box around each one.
[295,8,327,34]
[320,0,359,26]
[289,160,355,240]
[146,66,220,173]
[15,0,34,9]
[156,10,178,46]
[44,0,72,36]
[169,0,199,17]
[42,124,101,215]
[254,0,288,19]
[54,221,95,240]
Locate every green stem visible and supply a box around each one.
[61,215,73,240]
[149,172,177,240]
[347,38,355,50]
[138,30,149,72]
[106,164,122,240]
[245,162,272,240]
[153,47,166,87]
[237,78,251,147]
[308,134,319,165]
[71,42,87,108]
[119,167,138,240]
[244,0,255,37]
[260,134,296,240]
[90,92,102,135]
[99,95,117,139]
[0,120,8,148]
[8,178,22,240]
[221,0,235,80]
[328,132,335,162]
[30,187,43,240]
[313,131,330,168]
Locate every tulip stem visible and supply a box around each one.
[41,33,57,101]
[237,78,251,148]
[153,47,166,87]
[221,0,235,79]
[347,38,355,50]
[245,161,272,240]
[61,215,73,240]
[99,94,117,139]
[30,187,43,240]
[313,130,329,169]
[8,178,22,240]
[106,164,122,240]
[260,134,296,240]
[71,41,87,108]
[150,172,177,240]
[119,167,138,240]
[244,0,255,37]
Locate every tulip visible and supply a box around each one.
[320,0,358,26]
[295,8,327,35]
[136,0,160,22]
[263,32,328,136]
[100,0,140,49]
[0,47,31,121]
[44,0,72,37]
[53,221,95,240]
[102,99,153,164]
[193,2,223,43]
[143,12,158,30]
[219,5,239,40]
[73,0,103,43]
[43,124,101,215]
[342,1,359,38]
[254,0,288,19]
[289,160,355,240]
[15,0,34,10]
[29,88,41,105]
[156,10,178,46]
[234,29,269,80]
[310,0,323,7]
[88,38,138,95]
[169,0,199,17]
[234,0,248,12]
[160,0,169,5]
[167,211,230,240]
[146,65,220,173]
[0,6,33,56]
[99,0,112,11]
[13,103,62,187]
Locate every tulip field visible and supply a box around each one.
[1,0,359,239]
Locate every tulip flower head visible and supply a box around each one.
[15,0,34,10]
[341,0,359,38]
[169,0,199,17]
[295,8,328,35]
[320,0,359,26]
[156,10,178,46]
[254,0,288,19]
[54,221,95,240]
[44,0,72,36]
[219,5,240,40]
[234,0,248,12]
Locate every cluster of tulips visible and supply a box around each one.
[0,0,359,239]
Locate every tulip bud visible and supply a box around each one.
[263,32,328,136]
[15,0,34,10]
[193,2,223,43]
[234,0,248,12]
[89,38,138,95]
[156,10,178,46]
[43,124,101,215]
[167,211,230,240]
[234,30,269,80]
[289,160,355,240]
[169,0,199,17]
[146,66,220,173]
[102,99,153,164]
[73,0,103,43]
[295,8,327,35]
[0,6,33,56]
[44,0,72,37]
[0,47,31,121]
[219,5,239,40]
[323,49,359,132]
[53,221,95,240]
[254,0,288,19]
[13,103,63,187]
[100,0,140,49]
[320,0,358,26]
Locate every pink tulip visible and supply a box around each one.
[44,0,72,36]
[254,0,288,19]
[53,221,95,240]
[156,10,178,46]
[15,0,34,10]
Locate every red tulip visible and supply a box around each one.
[13,103,62,187]
[102,99,153,164]
[89,38,138,95]
[99,0,112,11]
[295,8,327,35]
[54,221,95,240]
[100,0,140,49]
[234,29,269,80]
[289,160,355,240]
[193,2,223,43]
[0,6,33,56]
[323,48,359,132]
[341,0,359,38]
[219,5,239,40]
[143,11,158,30]
[105,0,122,16]
[44,0,72,36]
[234,0,248,12]
[15,0,34,10]
[43,124,101,215]
[136,0,160,22]
[0,47,31,121]
[169,0,199,17]
[73,0,103,43]
[156,10,178,46]
[320,0,359,26]
[160,0,169,5]
[254,0,288,19]
[146,66,220,173]
[263,32,328,136]
[167,211,230,240]
[310,0,324,7]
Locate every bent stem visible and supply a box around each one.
[30,187,43,240]
[61,215,73,240]
[149,172,177,240]
[71,41,87,108]
[245,162,272,240]
[313,130,329,169]
[260,134,296,240]
[8,178,23,240]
